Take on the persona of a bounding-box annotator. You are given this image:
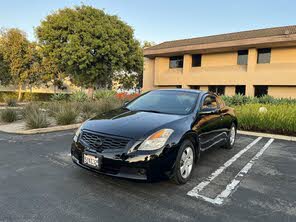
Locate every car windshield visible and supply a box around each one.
[126,90,199,115]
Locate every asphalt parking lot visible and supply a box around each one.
[0,131,295,222]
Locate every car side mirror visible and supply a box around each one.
[123,101,129,106]
[199,108,219,115]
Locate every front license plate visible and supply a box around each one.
[83,153,101,169]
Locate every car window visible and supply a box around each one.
[217,96,225,108]
[126,91,199,115]
[202,95,218,110]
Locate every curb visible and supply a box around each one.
[0,123,81,135]
[238,130,296,142]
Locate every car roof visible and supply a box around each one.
[152,88,208,95]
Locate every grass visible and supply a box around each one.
[54,103,80,125]
[22,103,49,129]
[0,109,18,123]
[235,104,296,136]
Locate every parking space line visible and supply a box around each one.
[215,138,274,204]
[187,137,262,196]
[187,138,274,205]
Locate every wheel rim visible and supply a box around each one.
[180,147,194,179]
[230,126,236,146]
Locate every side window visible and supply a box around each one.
[202,95,218,110]
[216,96,225,108]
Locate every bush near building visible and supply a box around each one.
[0,109,18,123]
[235,104,296,136]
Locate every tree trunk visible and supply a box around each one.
[87,87,94,99]
[17,84,22,101]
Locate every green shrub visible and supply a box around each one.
[235,104,296,136]
[51,93,68,101]
[0,109,18,123]
[94,89,116,100]
[54,103,80,125]
[80,102,97,121]
[95,97,123,114]
[3,94,18,107]
[69,91,88,102]
[222,95,296,106]
[23,103,49,129]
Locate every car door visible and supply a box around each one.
[217,96,233,139]
[193,94,223,150]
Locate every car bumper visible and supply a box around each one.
[71,141,178,181]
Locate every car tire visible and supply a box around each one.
[223,123,237,149]
[171,140,195,185]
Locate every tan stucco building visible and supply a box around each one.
[143,25,296,98]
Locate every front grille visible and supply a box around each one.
[80,131,130,151]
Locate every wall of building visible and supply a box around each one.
[143,46,296,98]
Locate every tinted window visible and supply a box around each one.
[169,56,183,68]
[257,48,271,64]
[254,86,268,97]
[237,50,248,65]
[126,91,198,115]
[192,54,202,67]
[208,86,225,95]
[235,85,246,95]
[202,96,218,110]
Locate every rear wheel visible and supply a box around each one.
[171,140,195,185]
[223,123,237,149]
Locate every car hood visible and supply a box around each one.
[82,108,187,140]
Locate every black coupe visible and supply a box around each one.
[71,89,237,184]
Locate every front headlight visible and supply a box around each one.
[73,122,85,142]
[138,129,174,151]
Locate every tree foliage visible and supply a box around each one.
[0,52,11,85]
[0,28,42,100]
[36,5,143,89]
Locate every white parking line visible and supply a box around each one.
[187,138,274,205]
[188,137,262,196]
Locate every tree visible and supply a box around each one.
[0,28,42,100]
[142,40,156,49]
[0,52,11,85]
[36,5,143,91]
[114,71,138,91]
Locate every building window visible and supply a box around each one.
[169,56,183,68]
[192,54,202,67]
[176,85,182,88]
[235,85,246,95]
[257,48,271,64]
[208,86,225,95]
[237,50,248,65]
[189,85,200,90]
[254,86,268,97]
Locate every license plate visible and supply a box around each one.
[83,153,101,169]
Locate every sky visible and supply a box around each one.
[1,0,296,44]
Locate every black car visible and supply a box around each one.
[71,89,237,184]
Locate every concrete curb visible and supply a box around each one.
[238,130,296,142]
[0,123,81,135]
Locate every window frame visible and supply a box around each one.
[192,54,202,67]
[237,50,248,65]
[208,86,225,96]
[257,48,271,64]
[235,85,246,95]
[169,56,184,69]
[254,86,269,97]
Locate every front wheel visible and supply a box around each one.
[171,140,195,185]
[223,123,237,149]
